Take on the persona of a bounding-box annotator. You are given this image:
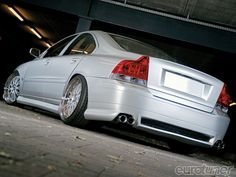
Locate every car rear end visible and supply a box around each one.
[84,31,231,148]
[108,55,231,148]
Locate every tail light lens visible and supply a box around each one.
[111,56,149,86]
[217,84,232,112]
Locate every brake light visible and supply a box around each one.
[217,84,231,108]
[111,56,149,86]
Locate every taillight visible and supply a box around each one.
[111,56,149,86]
[217,84,231,112]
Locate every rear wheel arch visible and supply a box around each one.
[65,73,89,96]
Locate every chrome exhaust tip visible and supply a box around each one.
[118,115,128,123]
[127,117,135,125]
[116,114,136,125]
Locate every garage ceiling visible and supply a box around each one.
[116,0,236,29]
[0,0,236,48]
[0,1,78,48]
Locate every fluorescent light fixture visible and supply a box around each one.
[29,27,42,39]
[230,102,236,107]
[8,6,24,22]
[7,6,50,48]
[45,42,51,48]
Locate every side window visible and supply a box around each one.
[43,35,76,58]
[64,33,96,55]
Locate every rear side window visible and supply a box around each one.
[64,33,96,55]
[43,35,76,58]
[110,34,174,61]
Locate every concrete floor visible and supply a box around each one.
[0,101,235,177]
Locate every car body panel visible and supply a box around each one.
[21,58,47,100]
[84,77,229,147]
[147,57,223,113]
[40,55,83,105]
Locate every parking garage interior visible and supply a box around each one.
[0,0,236,173]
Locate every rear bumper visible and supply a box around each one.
[84,77,230,147]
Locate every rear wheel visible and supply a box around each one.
[59,75,88,127]
[3,72,20,105]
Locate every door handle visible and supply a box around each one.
[44,61,50,65]
[71,59,77,64]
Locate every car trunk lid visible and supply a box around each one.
[147,57,224,113]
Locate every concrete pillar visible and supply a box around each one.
[76,17,92,32]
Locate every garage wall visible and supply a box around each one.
[89,0,236,54]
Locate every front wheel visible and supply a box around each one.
[59,75,88,127]
[3,72,20,105]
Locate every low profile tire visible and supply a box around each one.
[59,75,88,127]
[3,72,20,105]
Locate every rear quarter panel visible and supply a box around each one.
[72,52,141,78]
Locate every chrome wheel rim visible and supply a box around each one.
[60,78,82,119]
[5,76,20,103]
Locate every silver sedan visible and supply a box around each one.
[3,30,231,151]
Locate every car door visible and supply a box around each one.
[21,58,48,101]
[22,35,76,101]
[42,33,97,105]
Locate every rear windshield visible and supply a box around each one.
[110,34,175,61]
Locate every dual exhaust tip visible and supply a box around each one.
[117,114,135,125]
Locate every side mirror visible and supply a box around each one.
[29,48,41,58]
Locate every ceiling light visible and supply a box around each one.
[29,27,42,39]
[45,42,52,48]
[230,102,236,107]
[8,6,24,22]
